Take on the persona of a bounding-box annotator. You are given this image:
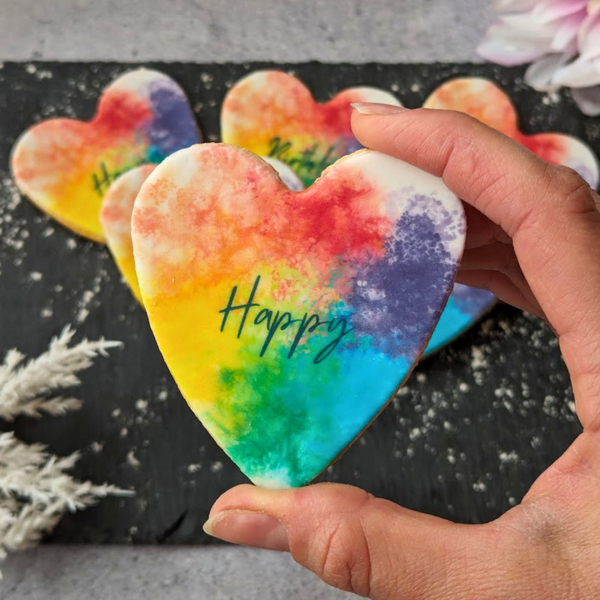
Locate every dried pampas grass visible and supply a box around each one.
[0,327,130,573]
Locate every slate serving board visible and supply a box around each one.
[0,61,596,544]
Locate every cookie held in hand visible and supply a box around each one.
[101,158,304,304]
[132,144,465,488]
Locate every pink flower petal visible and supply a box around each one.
[525,52,575,90]
[493,0,537,12]
[481,0,600,109]
[534,0,588,24]
[551,11,587,52]
[572,85,600,115]
[578,10,600,57]
[477,20,555,65]
[498,13,554,36]
[553,55,600,87]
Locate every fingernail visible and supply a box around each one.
[203,510,289,552]
[351,102,410,115]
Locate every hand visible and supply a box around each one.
[203,105,600,599]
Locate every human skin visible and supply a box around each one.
[203,105,600,599]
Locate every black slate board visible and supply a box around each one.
[0,61,596,544]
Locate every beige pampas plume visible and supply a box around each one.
[0,327,131,574]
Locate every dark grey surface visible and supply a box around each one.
[0,61,595,547]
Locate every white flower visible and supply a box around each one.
[479,0,600,116]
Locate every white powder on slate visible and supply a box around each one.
[25,63,53,80]
[386,308,578,507]
[40,307,53,319]
[210,461,223,473]
[126,450,141,469]
[0,176,28,277]
[90,441,104,454]
[74,268,108,323]
[135,399,148,413]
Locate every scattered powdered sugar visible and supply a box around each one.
[135,399,149,413]
[389,307,578,518]
[90,441,105,454]
[0,176,28,276]
[25,63,53,81]
[473,481,487,493]
[126,450,141,469]
[541,90,561,105]
[210,461,223,473]
[200,72,214,89]
[470,346,488,369]
[498,450,519,464]
[74,268,109,323]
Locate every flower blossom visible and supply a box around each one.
[478,0,600,115]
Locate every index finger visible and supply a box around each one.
[351,105,600,431]
[352,105,560,238]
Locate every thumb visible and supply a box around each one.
[204,483,530,599]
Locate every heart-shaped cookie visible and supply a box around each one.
[100,164,157,303]
[424,77,600,189]
[11,68,200,242]
[100,158,304,304]
[221,70,402,187]
[424,284,497,355]
[421,77,600,355]
[132,144,465,487]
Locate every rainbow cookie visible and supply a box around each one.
[221,70,402,187]
[100,164,157,303]
[101,158,304,304]
[424,285,497,355]
[424,77,599,188]
[11,69,200,242]
[261,157,305,192]
[132,144,465,488]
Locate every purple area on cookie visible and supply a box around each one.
[346,194,462,357]
[147,79,199,156]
